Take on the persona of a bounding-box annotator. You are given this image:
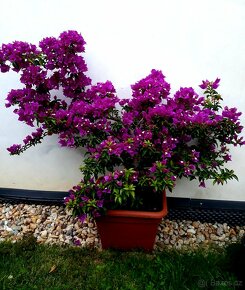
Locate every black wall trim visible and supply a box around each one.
[167,197,245,226]
[0,188,244,226]
[167,196,245,211]
[0,188,66,204]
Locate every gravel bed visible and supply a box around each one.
[0,203,244,250]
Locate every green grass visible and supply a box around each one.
[0,235,244,290]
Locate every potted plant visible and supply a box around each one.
[1,31,244,250]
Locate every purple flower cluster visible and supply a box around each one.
[65,69,243,219]
[1,31,244,221]
[199,78,220,89]
[0,41,40,73]
[7,128,45,155]
[1,31,92,152]
[64,169,139,219]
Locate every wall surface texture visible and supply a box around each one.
[0,0,244,200]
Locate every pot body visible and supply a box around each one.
[96,191,168,251]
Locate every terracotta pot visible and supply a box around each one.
[96,190,168,251]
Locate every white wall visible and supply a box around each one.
[0,0,244,200]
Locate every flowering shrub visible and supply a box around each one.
[1,31,244,221]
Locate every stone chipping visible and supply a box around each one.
[0,203,244,250]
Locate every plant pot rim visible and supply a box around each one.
[104,190,167,219]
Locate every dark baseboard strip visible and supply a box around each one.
[166,197,245,226]
[0,188,244,226]
[167,196,245,211]
[0,187,66,205]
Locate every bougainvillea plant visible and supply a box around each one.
[1,30,244,221]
